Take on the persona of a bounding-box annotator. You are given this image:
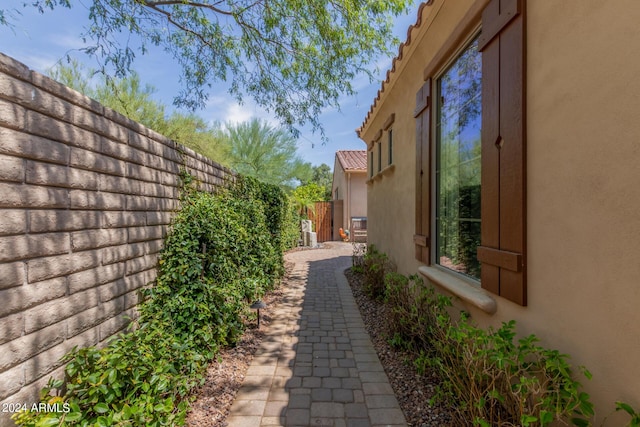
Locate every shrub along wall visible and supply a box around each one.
[0,52,235,425]
[12,177,293,426]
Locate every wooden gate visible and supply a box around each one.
[309,201,332,243]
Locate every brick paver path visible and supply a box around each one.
[226,242,407,427]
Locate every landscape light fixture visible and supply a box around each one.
[250,300,267,328]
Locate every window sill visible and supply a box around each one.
[366,164,395,185]
[418,266,497,314]
[381,164,395,176]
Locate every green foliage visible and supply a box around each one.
[94,72,169,132]
[4,0,413,138]
[615,402,640,427]
[290,183,326,219]
[300,163,333,201]
[384,273,445,350]
[47,57,94,96]
[231,175,299,254]
[163,114,230,165]
[13,176,289,426]
[14,327,203,427]
[427,317,595,426]
[47,61,230,165]
[355,248,597,427]
[361,245,395,299]
[219,118,311,190]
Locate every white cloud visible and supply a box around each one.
[8,52,58,73]
[224,102,254,124]
[203,93,280,128]
[51,33,88,51]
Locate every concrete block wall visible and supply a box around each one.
[0,52,234,425]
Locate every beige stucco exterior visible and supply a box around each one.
[359,0,640,422]
[331,155,367,240]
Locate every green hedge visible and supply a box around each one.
[231,175,299,255]
[14,175,293,427]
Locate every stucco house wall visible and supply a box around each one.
[348,174,367,220]
[358,0,640,422]
[331,151,367,240]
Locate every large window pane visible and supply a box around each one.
[435,37,482,280]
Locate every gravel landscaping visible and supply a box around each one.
[185,264,289,427]
[344,268,453,427]
[186,253,453,426]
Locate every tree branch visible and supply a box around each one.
[138,1,233,16]
[138,0,265,16]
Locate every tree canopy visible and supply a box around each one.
[301,163,333,201]
[290,183,327,218]
[218,118,311,189]
[2,0,412,138]
[49,59,230,164]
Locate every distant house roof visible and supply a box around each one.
[336,150,367,172]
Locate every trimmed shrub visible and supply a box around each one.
[424,316,594,427]
[232,175,299,253]
[362,245,395,299]
[354,247,596,427]
[384,273,444,350]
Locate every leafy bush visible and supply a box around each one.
[354,248,597,427]
[362,245,395,299]
[231,175,298,254]
[426,317,594,426]
[384,273,446,350]
[14,175,289,426]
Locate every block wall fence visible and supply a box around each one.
[0,52,235,425]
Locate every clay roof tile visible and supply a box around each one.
[357,1,434,137]
[336,150,367,172]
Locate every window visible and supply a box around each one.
[415,0,526,305]
[383,113,395,167]
[435,36,482,280]
[377,141,382,173]
[369,150,374,178]
[388,129,393,165]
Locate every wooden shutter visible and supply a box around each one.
[477,0,527,305]
[414,80,431,264]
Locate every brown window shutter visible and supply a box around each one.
[477,0,527,305]
[414,79,431,264]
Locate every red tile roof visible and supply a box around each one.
[336,150,367,172]
[357,1,433,137]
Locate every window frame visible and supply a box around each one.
[415,0,527,308]
[430,30,483,283]
[383,113,395,167]
[387,129,393,166]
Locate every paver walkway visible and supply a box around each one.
[226,242,407,427]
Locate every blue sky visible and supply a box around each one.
[0,1,419,167]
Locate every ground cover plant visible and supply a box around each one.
[356,246,603,427]
[13,174,296,427]
[357,245,395,299]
